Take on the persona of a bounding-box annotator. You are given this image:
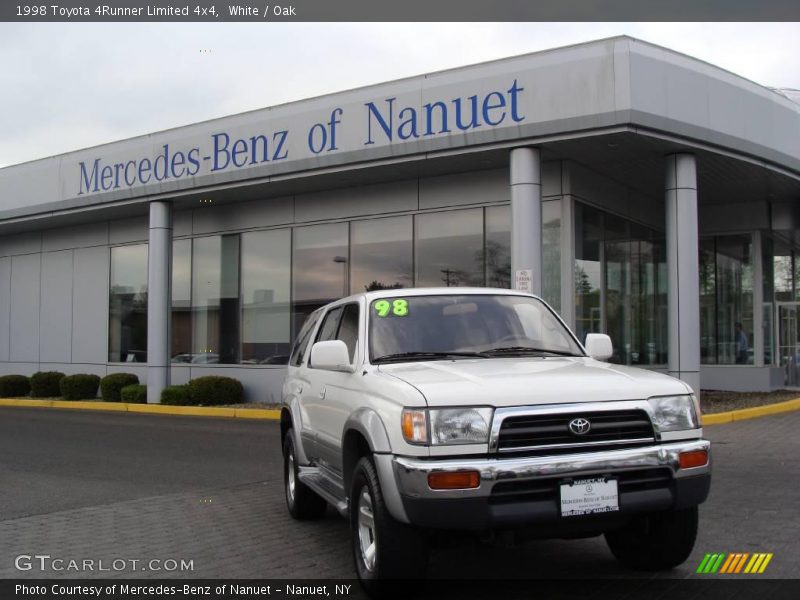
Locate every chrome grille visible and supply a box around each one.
[496,409,654,453]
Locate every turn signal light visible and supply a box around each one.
[427,470,480,490]
[679,450,709,469]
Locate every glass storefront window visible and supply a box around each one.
[574,204,603,343]
[699,239,717,364]
[415,208,484,287]
[485,205,511,289]
[292,222,348,336]
[171,239,192,362]
[604,217,667,366]
[109,244,148,362]
[350,216,413,293]
[192,235,240,364]
[541,200,561,311]
[699,235,754,365]
[716,236,753,365]
[241,229,291,365]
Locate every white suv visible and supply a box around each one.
[280,288,710,591]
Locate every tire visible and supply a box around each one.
[350,456,427,593]
[283,430,327,520]
[605,506,699,570]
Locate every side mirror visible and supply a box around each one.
[309,340,354,372]
[585,333,613,361]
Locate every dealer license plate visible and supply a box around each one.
[560,477,619,517]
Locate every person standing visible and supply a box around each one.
[735,322,749,364]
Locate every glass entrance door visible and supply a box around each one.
[777,303,800,386]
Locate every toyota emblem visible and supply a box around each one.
[569,417,591,435]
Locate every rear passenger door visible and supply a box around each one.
[307,302,361,479]
[286,310,323,460]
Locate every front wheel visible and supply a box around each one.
[605,506,699,570]
[283,430,327,520]
[350,456,427,592]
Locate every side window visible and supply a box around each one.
[289,312,320,367]
[337,303,360,362]
[315,306,343,343]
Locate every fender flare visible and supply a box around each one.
[343,407,392,454]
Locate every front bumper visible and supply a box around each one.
[392,439,711,531]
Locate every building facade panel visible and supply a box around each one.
[294,181,418,223]
[40,250,74,364]
[72,246,110,365]
[418,169,508,210]
[192,195,293,235]
[0,257,9,363]
[109,216,149,245]
[9,253,41,362]
[42,222,109,252]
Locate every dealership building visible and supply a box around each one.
[1,36,799,402]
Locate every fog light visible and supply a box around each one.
[679,450,709,469]
[427,470,480,490]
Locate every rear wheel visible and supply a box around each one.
[350,456,427,593]
[605,506,698,570]
[283,430,327,520]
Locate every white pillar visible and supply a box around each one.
[510,147,542,296]
[665,154,700,394]
[147,201,172,404]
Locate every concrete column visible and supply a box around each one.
[147,201,172,404]
[665,154,700,394]
[510,147,542,296]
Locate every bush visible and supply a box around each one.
[59,374,101,401]
[121,384,147,404]
[30,371,65,397]
[160,384,190,406]
[188,376,243,406]
[100,373,140,402]
[0,375,31,397]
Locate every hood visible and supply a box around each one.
[378,357,691,407]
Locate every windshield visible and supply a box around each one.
[369,294,584,363]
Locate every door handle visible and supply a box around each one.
[319,387,326,399]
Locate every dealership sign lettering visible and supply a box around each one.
[78,80,525,195]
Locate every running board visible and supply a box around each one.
[297,467,349,516]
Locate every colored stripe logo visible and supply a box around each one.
[696,552,773,574]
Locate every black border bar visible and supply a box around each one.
[3,0,800,22]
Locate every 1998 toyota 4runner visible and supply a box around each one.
[280,288,710,589]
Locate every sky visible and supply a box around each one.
[1,22,799,168]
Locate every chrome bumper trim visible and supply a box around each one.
[393,439,710,499]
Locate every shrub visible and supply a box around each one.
[30,371,65,397]
[0,375,31,397]
[160,384,190,406]
[100,373,140,402]
[121,384,147,404]
[188,376,243,406]
[59,374,101,401]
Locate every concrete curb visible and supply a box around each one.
[702,397,800,425]
[0,398,281,420]
[2,397,799,425]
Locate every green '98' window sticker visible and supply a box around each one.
[374,299,409,317]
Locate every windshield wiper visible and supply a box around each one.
[373,351,488,364]
[480,346,583,357]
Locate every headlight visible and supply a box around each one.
[430,407,492,445]
[401,407,493,445]
[648,395,699,432]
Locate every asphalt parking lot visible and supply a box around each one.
[0,406,797,580]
